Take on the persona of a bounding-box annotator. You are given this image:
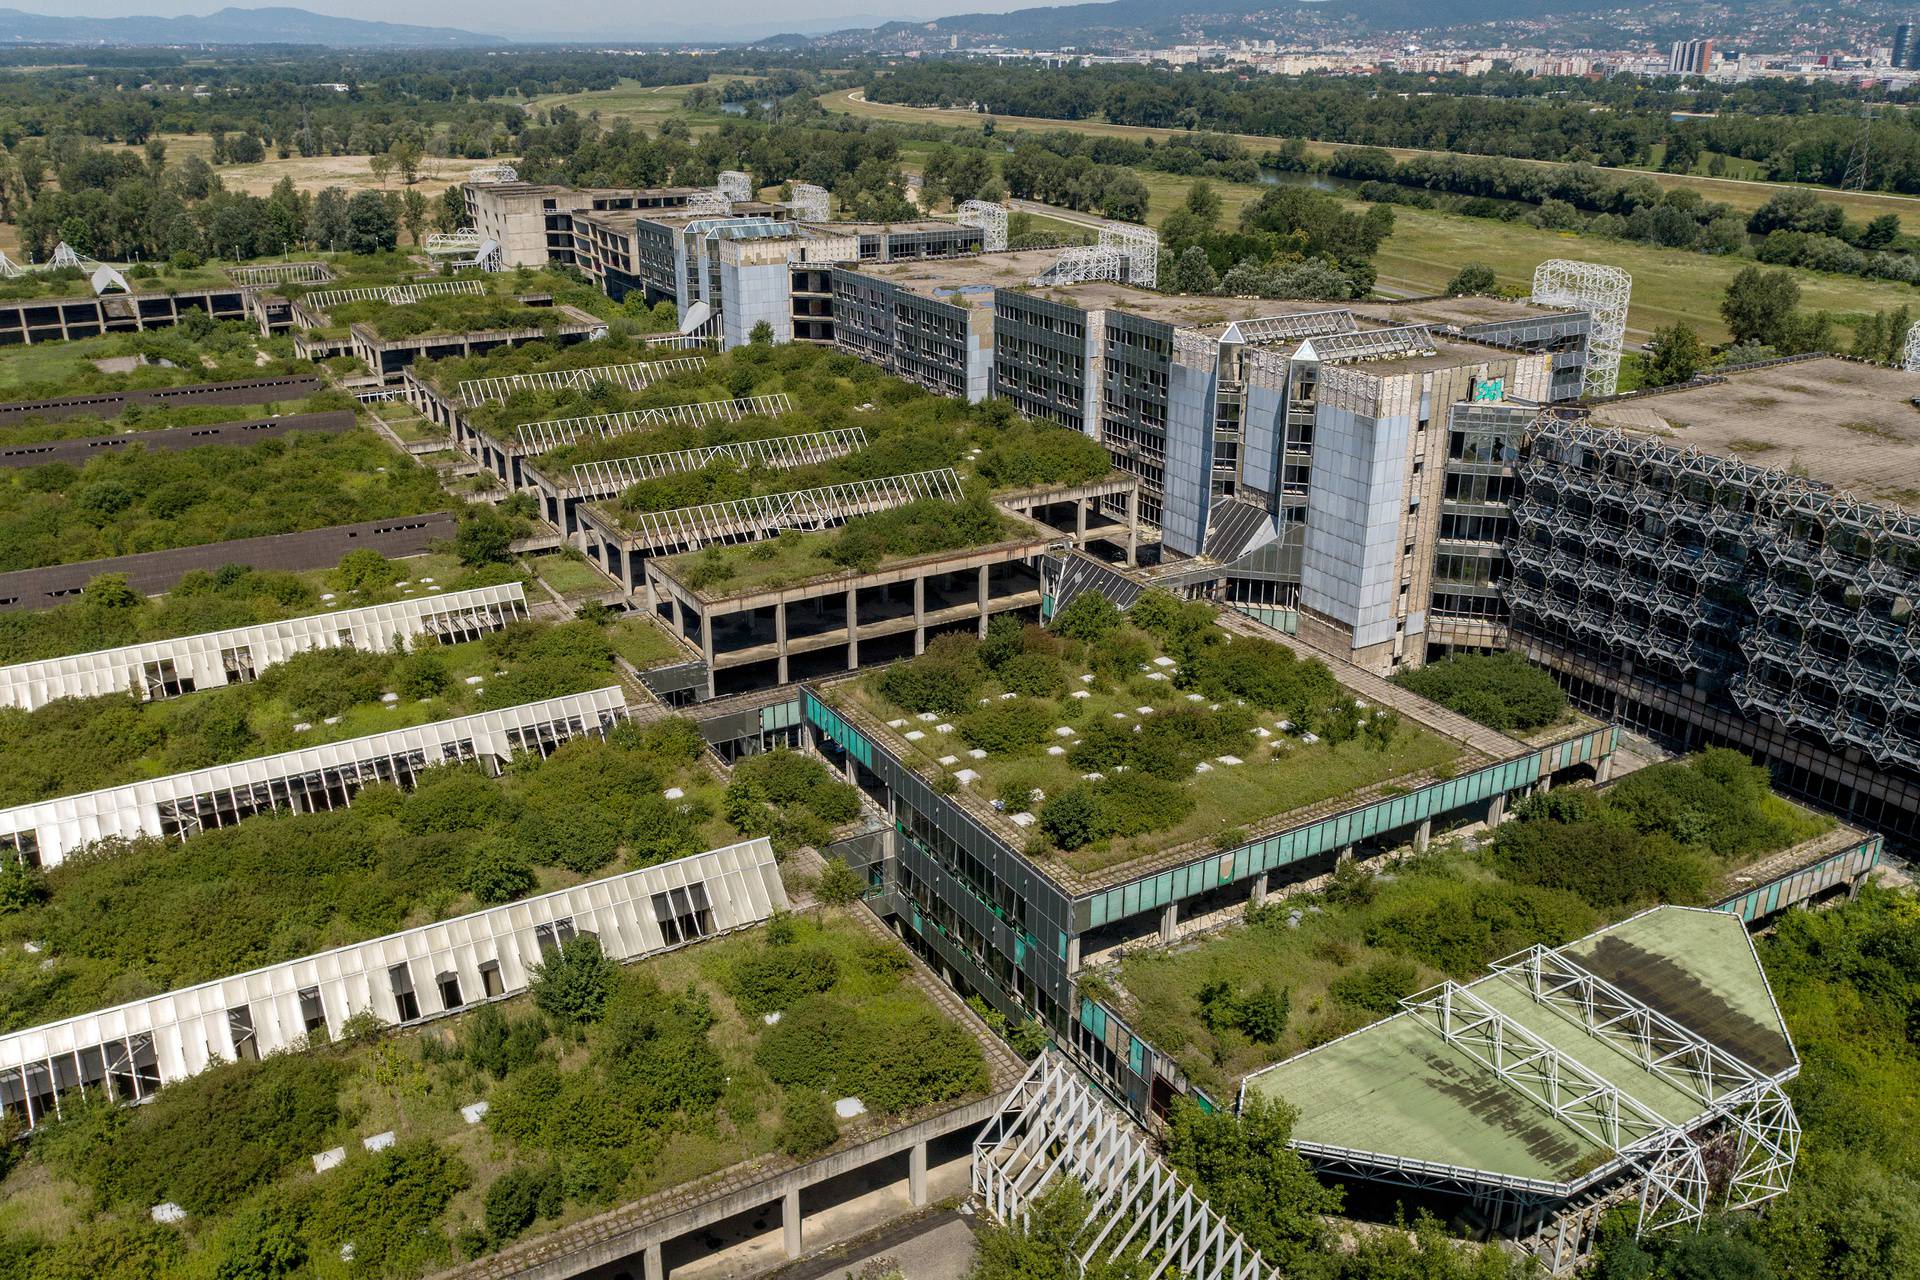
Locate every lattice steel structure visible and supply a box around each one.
[1030,245,1128,286]
[457,357,708,406]
[468,163,518,183]
[424,228,484,256]
[513,393,793,452]
[0,252,18,279]
[975,1052,1276,1280]
[621,468,964,554]
[717,171,753,203]
[1509,413,1920,773]
[48,241,92,270]
[958,200,1008,252]
[303,279,486,311]
[1222,309,1359,345]
[687,190,732,217]
[570,428,867,499]
[1532,260,1630,398]
[227,261,334,286]
[1903,324,1920,373]
[788,183,831,222]
[1308,324,1439,363]
[1099,221,1160,285]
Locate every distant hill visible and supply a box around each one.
[0,5,508,47]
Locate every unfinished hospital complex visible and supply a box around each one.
[0,167,1902,1279]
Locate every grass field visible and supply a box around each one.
[91,131,502,200]
[528,74,750,134]
[827,89,1920,234]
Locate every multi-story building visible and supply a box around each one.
[1895,21,1918,69]
[462,181,714,269]
[1668,38,1714,75]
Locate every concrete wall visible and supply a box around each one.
[0,375,325,426]
[0,410,354,469]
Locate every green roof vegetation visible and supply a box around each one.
[0,259,235,301]
[338,295,574,342]
[0,553,516,667]
[1389,652,1569,735]
[0,389,359,448]
[604,614,689,670]
[0,318,308,402]
[839,590,1465,875]
[1102,750,1834,1099]
[0,907,990,1277]
[0,426,443,572]
[0,616,629,809]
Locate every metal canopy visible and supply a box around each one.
[228,262,335,286]
[514,393,793,452]
[1222,309,1359,346]
[1303,324,1439,364]
[458,357,708,407]
[569,428,868,498]
[303,279,485,311]
[623,468,964,554]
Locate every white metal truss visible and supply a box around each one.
[1030,246,1128,286]
[424,228,484,256]
[227,261,334,286]
[468,164,518,184]
[1306,324,1439,364]
[621,468,964,554]
[458,357,708,407]
[641,332,712,350]
[974,1052,1275,1280]
[0,252,20,279]
[303,279,486,311]
[717,171,753,203]
[1404,982,1707,1234]
[1223,309,1359,345]
[1532,259,1631,398]
[569,428,869,498]
[49,242,97,270]
[788,183,831,222]
[687,190,733,217]
[513,393,792,451]
[1902,323,1920,372]
[1099,221,1160,285]
[1489,946,1800,1209]
[958,200,1008,252]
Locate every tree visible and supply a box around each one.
[529,934,617,1025]
[1165,1095,1341,1268]
[1720,266,1802,349]
[1445,262,1498,296]
[1169,245,1219,294]
[1645,322,1707,388]
[390,139,424,185]
[399,189,429,245]
[967,1179,1149,1280]
[455,508,516,566]
[1050,590,1122,643]
[1184,180,1222,229]
[344,189,398,254]
[775,1088,838,1158]
[815,856,864,905]
[436,184,468,234]
[750,319,775,345]
[367,151,394,187]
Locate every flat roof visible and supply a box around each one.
[1352,296,1578,330]
[1585,357,1920,510]
[803,219,966,234]
[1243,906,1797,1189]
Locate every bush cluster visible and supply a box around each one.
[1390,653,1567,733]
[722,749,861,852]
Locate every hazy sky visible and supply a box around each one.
[51,0,1028,39]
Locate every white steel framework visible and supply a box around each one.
[1404,981,1708,1234]
[1222,309,1359,346]
[0,838,785,1132]
[0,252,21,279]
[717,171,753,203]
[1902,323,1920,373]
[1532,260,1631,398]
[1099,221,1160,285]
[424,228,485,256]
[570,428,868,498]
[1030,246,1128,287]
[303,279,486,311]
[48,241,95,270]
[227,262,335,286]
[468,163,518,184]
[1305,324,1440,364]
[622,468,964,554]
[975,1052,1275,1280]
[514,393,793,452]
[687,190,733,217]
[958,200,1008,252]
[788,183,831,222]
[458,357,708,406]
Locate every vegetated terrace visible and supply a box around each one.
[833,589,1469,878]
[0,615,630,808]
[0,317,309,400]
[1098,748,1835,1099]
[0,386,359,448]
[0,719,862,1036]
[0,424,443,572]
[0,906,993,1278]
[290,265,618,341]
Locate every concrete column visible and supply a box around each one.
[909,1140,929,1207]
[1595,752,1615,785]
[642,1242,664,1280]
[1414,818,1432,854]
[1065,935,1082,976]
[644,570,658,614]
[1075,496,1089,542]
[977,565,991,637]
[699,611,714,668]
[913,575,927,655]
[775,601,789,685]
[1337,844,1354,864]
[618,545,635,594]
[1533,777,1551,798]
[783,1188,802,1259]
[1159,902,1178,943]
[669,592,684,639]
[845,586,860,670]
[1126,488,1140,568]
[1487,793,1508,829]
[1249,873,1268,909]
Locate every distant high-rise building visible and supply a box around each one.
[1668,38,1714,75]
[1895,22,1919,70]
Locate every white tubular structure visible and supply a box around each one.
[425,228,485,256]
[457,357,708,407]
[717,170,753,203]
[302,279,486,311]
[788,183,831,222]
[1029,246,1128,287]
[687,190,733,217]
[569,428,868,499]
[1099,221,1160,286]
[958,200,1008,252]
[1532,259,1632,398]
[49,241,92,270]
[227,261,335,286]
[1902,324,1920,373]
[0,583,528,713]
[975,1052,1276,1280]
[0,838,786,1133]
[0,252,20,279]
[516,394,794,453]
[469,163,519,184]
[620,468,964,555]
